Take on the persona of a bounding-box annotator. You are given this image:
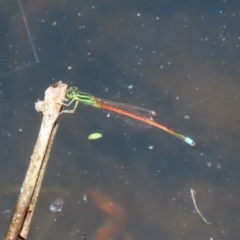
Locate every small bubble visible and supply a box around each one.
[216,163,221,169]
[206,162,212,167]
[148,145,154,150]
[49,198,64,213]
[70,228,81,235]
[3,209,11,217]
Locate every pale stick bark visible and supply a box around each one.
[5,81,67,240]
[20,123,59,239]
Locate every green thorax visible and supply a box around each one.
[66,87,98,106]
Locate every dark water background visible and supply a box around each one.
[0,0,240,239]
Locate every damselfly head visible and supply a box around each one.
[66,86,78,99]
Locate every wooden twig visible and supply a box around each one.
[20,123,59,239]
[5,81,67,240]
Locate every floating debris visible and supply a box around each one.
[83,193,88,203]
[190,189,211,224]
[88,133,102,140]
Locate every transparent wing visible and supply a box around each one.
[98,98,156,121]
